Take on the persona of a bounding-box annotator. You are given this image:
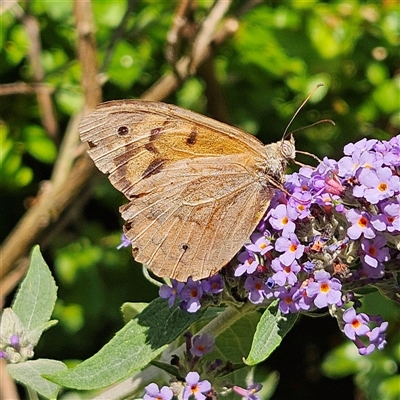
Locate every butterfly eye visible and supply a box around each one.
[117,126,129,136]
[281,140,295,160]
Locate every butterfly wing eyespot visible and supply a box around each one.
[117,125,129,136]
[79,100,291,281]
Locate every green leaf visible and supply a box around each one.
[12,246,58,345]
[46,298,205,390]
[7,359,67,400]
[244,303,298,365]
[121,302,149,323]
[22,125,57,163]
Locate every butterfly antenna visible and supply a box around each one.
[291,119,335,166]
[295,151,323,164]
[282,83,324,142]
[289,119,335,136]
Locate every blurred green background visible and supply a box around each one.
[1,1,399,399]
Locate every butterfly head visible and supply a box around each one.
[280,134,296,162]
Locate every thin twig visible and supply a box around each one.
[166,0,195,79]
[0,82,54,96]
[20,10,59,142]
[142,13,239,101]
[188,0,232,74]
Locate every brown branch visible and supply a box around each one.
[74,0,102,111]
[166,0,195,75]
[0,258,29,309]
[20,10,59,142]
[188,0,232,74]
[0,82,54,96]
[142,15,239,101]
[0,0,101,281]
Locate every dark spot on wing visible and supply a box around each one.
[142,158,165,179]
[145,142,158,154]
[150,127,161,141]
[186,130,197,145]
[87,140,96,149]
[117,126,129,136]
[181,243,189,252]
[125,221,132,230]
[132,247,139,257]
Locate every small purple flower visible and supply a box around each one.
[10,334,20,350]
[159,279,185,308]
[346,209,376,239]
[292,284,314,311]
[274,285,301,314]
[338,149,379,178]
[343,138,377,155]
[302,261,315,274]
[144,383,173,400]
[371,201,400,232]
[190,333,215,357]
[246,232,273,255]
[306,270,342,308]
[202,274,224,294]
[180,278,203,313]
[353,167,400,204]
[116,233,131,249]
[356,321,389,356]
[232,383,263,400]
[343,307,370,340]
[275,233,305,265]
[360,236,390,269]
[182,372,212,400]
[367,321,388,351]
[271,259,300,286]
[244,276,267,304]
[361,260,385,279]
[288,191,312,219]
[235,250,259,276]
[268,204,296,235]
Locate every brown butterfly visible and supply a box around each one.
[79,100,295,281]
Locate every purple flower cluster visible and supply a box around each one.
[159,275,224,313]
[144,372,211,400]
[230,135,399,353]
[159,135,399,355]
[144,332,259,400]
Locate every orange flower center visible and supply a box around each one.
[351,318,361,329]
[358,216,368,228]
[284,296,293,304]
[378,182,388,192]
[320,283,329,293]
